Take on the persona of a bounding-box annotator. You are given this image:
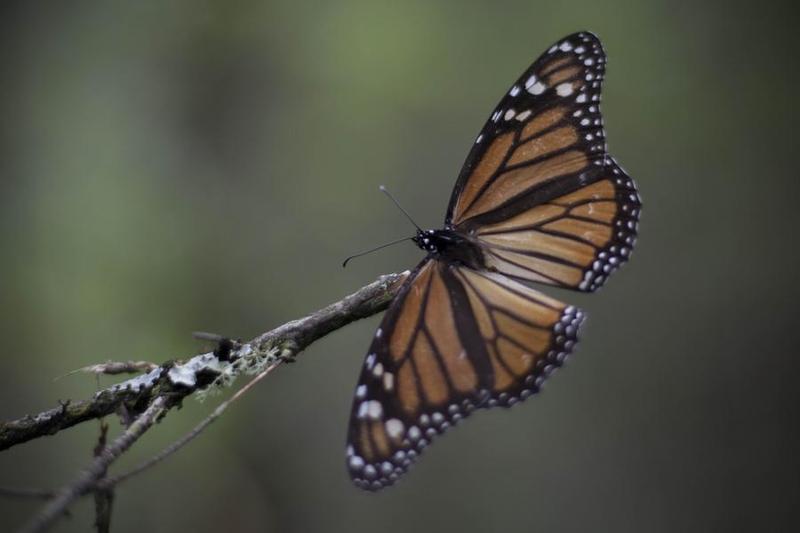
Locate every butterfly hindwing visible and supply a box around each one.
[346,259,585,490]
[477,158,640,291]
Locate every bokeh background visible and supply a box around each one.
[1,1,798,531]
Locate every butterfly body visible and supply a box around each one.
[346,31,640,491]
[412,228,486,269]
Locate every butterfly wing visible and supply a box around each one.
[446,31,641,291]
[346,258,584,490]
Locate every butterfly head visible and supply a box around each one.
[412,229,440,253]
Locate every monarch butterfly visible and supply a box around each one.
[346,31,640,491]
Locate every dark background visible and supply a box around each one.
[1,1,798,531]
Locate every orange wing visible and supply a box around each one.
[346,259,584,491]
[445,32,640,291]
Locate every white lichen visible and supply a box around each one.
[167,354,223,388]
[101,367,163,397]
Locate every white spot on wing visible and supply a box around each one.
[383,372,394,391]
[385,418,404,439]
[367,400,383,420]
[515,110,532,121]
[528,81,546,95]
[556,83,573,96]
[349,455,365,471]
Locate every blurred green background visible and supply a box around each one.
[1,1,798,531]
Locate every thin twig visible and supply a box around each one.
[0,487,55,499]
[100,359,284,490]
[92,420,113,533]
[56,361,159,379]
[18,396,170,533]
[93,487,114,533]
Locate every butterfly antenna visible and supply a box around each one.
[379,185,422,231]
[342,235,414,268]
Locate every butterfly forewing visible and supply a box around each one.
[346,259,584,491]
[447,31,609,227]
[445,32,639,291]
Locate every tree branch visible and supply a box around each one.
[0,271,407,451]
[0,487,55,500]
[18,396,171,533]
